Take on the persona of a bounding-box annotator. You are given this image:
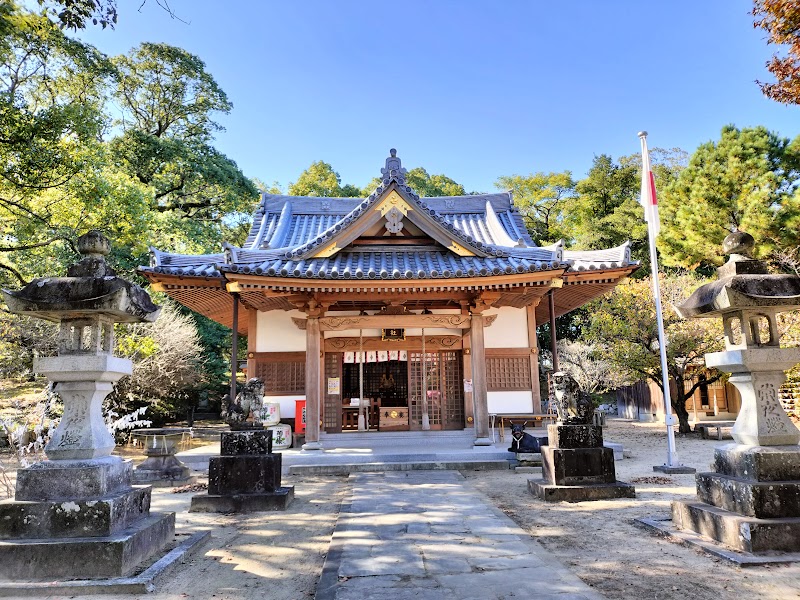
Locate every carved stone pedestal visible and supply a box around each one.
[672,444,800,553]
[133,432,194,487]
[0,457,175,581]
[190,430,294,512]
[528,424,635,502]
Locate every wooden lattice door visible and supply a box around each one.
[408,351,442,430]
[323,352,342,433]
[441,350,464,430]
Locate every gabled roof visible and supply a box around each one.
[141,150,638,284]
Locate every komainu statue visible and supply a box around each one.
[223,378,265,428]
[551,371,594,425]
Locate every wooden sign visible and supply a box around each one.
[381,327,405,341]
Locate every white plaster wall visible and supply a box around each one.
[256,310,306,352]
[484,307,528,349]
[487,391,533,414]
[261,394,305,419]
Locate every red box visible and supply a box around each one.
[295,400,307,434]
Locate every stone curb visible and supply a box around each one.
[289,459,511,475]
[0,530,210,596]
[635,515,800,567]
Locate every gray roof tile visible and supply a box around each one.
[142,151,636,282]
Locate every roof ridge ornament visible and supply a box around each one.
[380,148,407,186]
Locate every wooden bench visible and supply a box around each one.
[695,421,735,440]
[490,414,555,443]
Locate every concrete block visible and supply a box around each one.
[528,479,635,502]
[220,430,272,456]
[672,500,800,553]
[546,424,603,449]
[189,487,294,512]
[0,486,151,539]
[0,512,175,581]
[713,444,800,482]
[207,454,282,495]
[542,446,616,485]
[15,457,132,501]
[696,472,800,519]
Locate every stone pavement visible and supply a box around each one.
[315,470,605,600]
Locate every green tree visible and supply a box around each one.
[582,273,724,433]
[362,166,467,197]
[495,171,575,245]
[658,125,800,270]
[753,0,800,105]
[0,3,115,285]
[289,161,361,197]
[110,42,258,241]
[567,155,644,252]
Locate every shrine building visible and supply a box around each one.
[139,150,637,449]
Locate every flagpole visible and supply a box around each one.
[638,131,686,473]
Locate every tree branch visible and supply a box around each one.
[0,262,28,285]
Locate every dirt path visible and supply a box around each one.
[463,419,800,600]
[5,419,800,599]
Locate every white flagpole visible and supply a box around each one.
[638,131,680,470]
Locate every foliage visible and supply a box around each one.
[403,167,466,197]
[548,340,628,396]
[362,166,467,197]
[36,0,117,29]
[109,302,205,424]
[753,0,800,105]
[0,313,57,378]
[495,171,575,245]
[581,273,725,432]
[289,161,361,197]
[658,125,800,271]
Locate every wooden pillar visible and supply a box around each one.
[548,290,559,372]
[460,303,474,425]
[303,316,322,450]
[247,308,257,377]
[527,302,542,414]
[229,293,240,403]
[469,312,492,446]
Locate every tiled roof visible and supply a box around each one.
[142,151,636,282]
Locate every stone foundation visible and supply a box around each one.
[672,444,800,553]
[528,424,635,502]
[190,430,293,513]
[0,457,174,581]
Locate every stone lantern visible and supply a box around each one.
[676,231,800,446]
[0,231,175,581]
[672,231,800,555]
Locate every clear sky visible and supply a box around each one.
[74,0,799,194]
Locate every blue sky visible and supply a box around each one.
[75,0,798,194]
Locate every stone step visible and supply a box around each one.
[288,459,511,475]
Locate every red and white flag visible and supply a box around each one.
[639,132,660,236]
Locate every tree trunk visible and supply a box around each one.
[672,378,692,434]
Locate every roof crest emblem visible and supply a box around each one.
[381,148,407,186]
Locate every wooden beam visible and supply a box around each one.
[323,335,462,352]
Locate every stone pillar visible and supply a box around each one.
[469,312,491,446]
[303,316,322,450]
